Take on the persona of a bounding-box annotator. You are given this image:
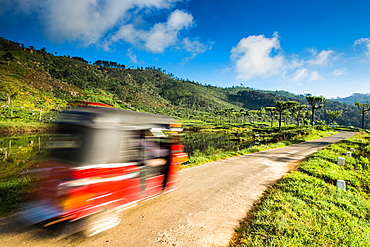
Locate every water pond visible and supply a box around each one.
[0,134,50,180]
[0,131,260,179]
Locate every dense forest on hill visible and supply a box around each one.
[0,37,368,128]
[334,93,370,105]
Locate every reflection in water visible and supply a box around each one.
[0,134,49,180]
[1,131,258,178]
[183,131,257,157]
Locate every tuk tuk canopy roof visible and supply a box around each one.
[58,107,176,130]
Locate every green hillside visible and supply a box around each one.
[334,93,370,105]
[0,37,365,128]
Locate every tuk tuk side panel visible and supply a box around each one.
[144,175,165,197]
[71,178,143,221]
[68,164,144,221]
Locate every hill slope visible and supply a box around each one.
[334,93,370,105]
[0,37,365,128]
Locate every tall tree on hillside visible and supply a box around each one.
[0,81,18,106]
[223,108,235,124]
[306,96,326,125]
[214,110,224,125]
[0,81,19,117]
[291,104,308,126]
[259,107,267,122]
[2,52,13,66]
[355,101,370,129]
[239,109,249,124]
[283,109,292,126]
[249,110,259,124]
[274,101,298,131]
[326,110,343,124]
[266,107,277,127]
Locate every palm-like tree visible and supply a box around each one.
[266,107,277,127]
[274,101,298,131]
[326,110,343,124]
[306,96,326,125]
[355,101,370,129]
[291,104,308,126]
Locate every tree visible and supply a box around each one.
[0,81,19,105]
[291,104,308,126]
[214,110,224,125]
[274,101,298,131]
[39,47,47,54]
[282,109,292,126]
[239,109,249,124]
[2,52,13,66]
[223,108,235,124]
[259,107,267,122]
[326,110,343,124]
[355,101,370,129]
[249,110,259,124]
[306,96,326,125]
[266,107,277,127]
[0,81,20,117]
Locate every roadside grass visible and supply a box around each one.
[0,177,32,216]
[230,132,370,246]
[182,128,338,168]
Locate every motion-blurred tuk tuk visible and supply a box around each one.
[19,103,187,236]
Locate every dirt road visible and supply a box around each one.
[0,131,354,247]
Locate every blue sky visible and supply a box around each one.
[1,0,370,98]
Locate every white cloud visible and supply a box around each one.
[112,24,143,46]
[113,9,194,53]
[291,68,321,82]
[332,68,347,76]
[230,32,285,80]
[354,38,370,57]
[167,9,193,29]
[291,68,309,82]
[4,0,213,57]
[180,37,213,61]
[126,48,140,64]
[308,49,336,66]
[229,33,345,85]
[2,0,190,50]
[145,10,194,53]
[144,22,179,53]
[309,71,321,81]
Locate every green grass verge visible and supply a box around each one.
[230,133,370,246]
[0,177,32,216]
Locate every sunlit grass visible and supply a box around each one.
[0,177,32,216]
[230,132,370,246]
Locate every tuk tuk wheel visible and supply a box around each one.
[83,211,122,237]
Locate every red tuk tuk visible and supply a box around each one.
[19,105,187,236]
